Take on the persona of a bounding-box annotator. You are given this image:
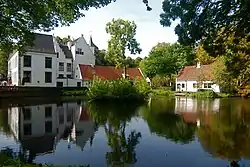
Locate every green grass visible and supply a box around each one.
[149,88,175,97]
[185,90,237,98]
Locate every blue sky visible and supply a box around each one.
[51,0,178,58]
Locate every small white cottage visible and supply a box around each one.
[176,62,220,93]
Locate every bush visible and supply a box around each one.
[88,78,151,100]
[186,90,219,98]
[61,90,86,96]
[149,88,174,97]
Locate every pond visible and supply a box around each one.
[0,97,250,167]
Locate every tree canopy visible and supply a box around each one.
[105,19,142,68]
[140,42,194,78]
[0,0,151,49]
[160,0,250,53]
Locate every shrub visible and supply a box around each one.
[88,78,150,100]
[186,90,219,98]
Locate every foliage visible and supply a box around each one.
[55,36,72,45]
[105,19,141,67]
[186,90,219,98]
[87,78,150,100]
[197,98,250,161]
[212,29,250,95]
[149,88,174,97]
[0,0,150,49]
[160,0,250,54]
[0,47,12,76]
[140,97,196,144]
[95,49,113,66]
[195,44,215,65]
[151,75,175,89]
[140,42,194,78]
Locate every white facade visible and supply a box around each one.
[176,80,220,93]
[7,33,96,87]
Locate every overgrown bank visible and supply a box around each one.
[87,78,151,101]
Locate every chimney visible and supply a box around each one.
[196,62,201,68]
[81,34,83,38]
[122,67,127,79]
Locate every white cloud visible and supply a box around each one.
[49,0,178,58]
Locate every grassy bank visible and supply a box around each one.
[87,78,150,101]
[149,87,175,97]
[61,89,87,96]
[185,90,237,98]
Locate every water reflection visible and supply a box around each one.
[0,97,250,166]
[6,101,97,162]
[88,101,142,166]
[140,97,197,144]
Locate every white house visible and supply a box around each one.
[8,33,96,87]
[176,62,220,93]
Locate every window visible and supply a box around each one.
[58,74,64,79]
[204,83,209,88]
[59,62,64,71]
[45,121,52,133]
[45,106,52,118]
[45,57,52,68]
[182,83,185,88]
[23,55,31,67]
[57,82,63,87]
[23,108,31,120]
[45,72,52,83]
[23,71,31,83]
[66,74,72,79]
[208,83,213,88]
[67,63,72,72]
[76,48,84,55]
[23,123,32,135]
[77,82,81,87]
[193,83,197,88]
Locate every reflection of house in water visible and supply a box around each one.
[8,101,96,157]
[175,97,220,126]
[70,107,97,150]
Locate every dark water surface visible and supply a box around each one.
[0,97,250,167]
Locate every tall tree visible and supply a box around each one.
[0,0,151,49]
[160,0,250,54]
[140,42,194,78]
[195,44,215,65]
[105,19,142,68]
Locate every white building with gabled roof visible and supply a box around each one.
[8,33,96,87]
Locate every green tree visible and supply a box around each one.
[0,49,10,76]
[134,57,143,67]
[105,19,142,68]
[195,44,215,65]
[0,0,151,49]
[212,29,250,94]
[160,0,250,54]
[140,42,194,78]
[95,49,113,66]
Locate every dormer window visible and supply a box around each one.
[76,48,84,55]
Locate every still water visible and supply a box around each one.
[0,97,250,167]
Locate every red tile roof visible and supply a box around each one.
[179,112,198,124]
[177,64,214,81]
[79,108,90,121]
[79,65,144,81]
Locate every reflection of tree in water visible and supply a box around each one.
[88,101,142,166]
[0,108,11,136]
[140,97,196,144]
[197,99,250,166]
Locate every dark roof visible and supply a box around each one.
[60,45,73,59]
[71,37,80,46]
[79,65,144,81]
[25,33,55,54]
[89,36,99,50]
[177,64,214,81]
